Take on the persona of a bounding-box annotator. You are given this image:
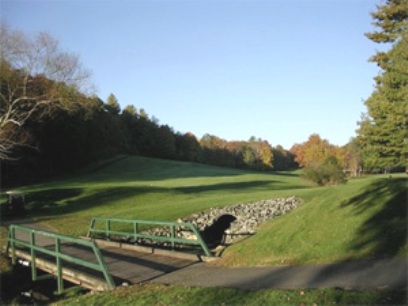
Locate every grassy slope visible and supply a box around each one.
[2,155,406,265]
[218,175,407,266]
[5,156,308,237]
[2,156,407,305]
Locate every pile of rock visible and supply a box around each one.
[144,196,301,245]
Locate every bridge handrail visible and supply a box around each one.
[5,224,115,292]
[87,217,212,257]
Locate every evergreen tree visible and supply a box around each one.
[106,93,121,115]
[357,0,408,171]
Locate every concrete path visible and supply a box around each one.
[151,257,407,290]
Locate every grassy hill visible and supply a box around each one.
[1,156,407,305]
[2,156,307,237]
[219,174,407,266]
[2,155,406,266]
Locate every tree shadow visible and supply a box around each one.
[175,180,306,194]
[22,180,298,218]
[25,186,165,217]
[26,188,83,211]
[73,156,245,184]
[340,177,407,259]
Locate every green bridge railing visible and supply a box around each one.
[87,217,213,257]
[5,224,115,293]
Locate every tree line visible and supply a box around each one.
[1,0,406,186]
[0,88,297,186]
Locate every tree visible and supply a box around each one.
[152,124,176,159]
[357,0,408,171]
[242,145,256,167]
[343,137,363,177]
[303,156,347,186]
[290,134,347,185]
[105,93,121,115]
[0,25,91,160]
[272,145,297,170]
[122,105,137,118]
[175,132,200,162]
[290,134,340,168]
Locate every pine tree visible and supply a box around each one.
[106,93,121,115]
[357,0,408,171]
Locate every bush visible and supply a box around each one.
[303,156,347,186]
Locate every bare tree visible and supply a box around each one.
[0,24,92,160]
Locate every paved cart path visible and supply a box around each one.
[3,219,407,290]
[151,257,407,290]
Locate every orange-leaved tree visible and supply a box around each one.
[290,134,346,185]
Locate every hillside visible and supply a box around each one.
[2,156,406,266]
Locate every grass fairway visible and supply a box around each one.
[1,156,407,305]
[1,155,406,265]
[3,156,309,238]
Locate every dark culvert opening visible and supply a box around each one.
[201,214,237,248]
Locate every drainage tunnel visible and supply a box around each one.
[201,214,237,247]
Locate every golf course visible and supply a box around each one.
[1,155,406,305]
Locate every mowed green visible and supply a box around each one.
[2,156,407,265]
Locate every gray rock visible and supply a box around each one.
[141,196,301,248]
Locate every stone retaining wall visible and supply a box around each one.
[145,196,301,246]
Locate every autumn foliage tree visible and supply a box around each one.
[291,134,346,185]
[290,134,343,168]
[199,134,274,170]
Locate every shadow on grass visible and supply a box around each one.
[26,188,83,210]
[180,285,407,305]
[174,180,306,194]
[340,177,407,259]
[23,179,305,217]
[26,187,156,217]
[73,156,246,184]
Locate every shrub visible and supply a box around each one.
[303,156,347,186]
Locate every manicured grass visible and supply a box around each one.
[1,156,406,265]
[55,283,406,306]
[1,156,407,305]
[218,175,407,266]
[3,156,309,237]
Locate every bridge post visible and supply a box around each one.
[55,237,64,293]
[30,231,37,281]
[92,243,116,290]
[188,225,212,257]
[106,219,111,240]
[133,222,139,241]
[10,226,16,265]
[171,225,175,249]
[87,218,96,238]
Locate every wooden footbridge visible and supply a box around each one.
[4,218,215,293]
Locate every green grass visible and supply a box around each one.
[1,156,406,265]
[3,156,310,237]
[218,175,407,266]
[55,283,406,306]
[1,156,407,305]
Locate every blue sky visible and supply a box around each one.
[2,0,381,149]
